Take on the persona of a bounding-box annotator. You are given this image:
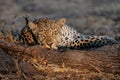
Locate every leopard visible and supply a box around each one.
[19,17,118,50]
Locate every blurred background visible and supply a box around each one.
[0,0,120,19]
[0,0,120,35]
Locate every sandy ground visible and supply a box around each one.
[0,0,120,80]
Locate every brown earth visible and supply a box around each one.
[0,0,120,80]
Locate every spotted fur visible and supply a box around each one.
[19,17,117,49]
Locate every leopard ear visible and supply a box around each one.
[56,18,66,25]
[28,22,37,30]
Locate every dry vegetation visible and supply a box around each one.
[0,0,120,80]
[0,33,120,80]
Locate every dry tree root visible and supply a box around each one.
[0,39,120,79]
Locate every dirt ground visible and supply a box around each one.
[0,0,120,80]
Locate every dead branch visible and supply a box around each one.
[0,39,46,55]
[0,39,120,74]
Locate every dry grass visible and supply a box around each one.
[0,27,119,79]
